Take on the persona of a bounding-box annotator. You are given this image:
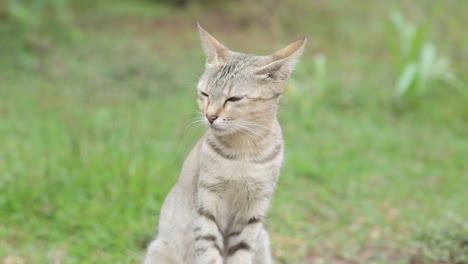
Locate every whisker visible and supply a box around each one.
[184,118,206,137]
[231,124,257,144]
[233,122,264,139]
[237,120,270,131]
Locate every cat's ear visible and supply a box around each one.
[197,24,230,65]
[256,37,307,80]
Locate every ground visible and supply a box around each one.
[0,0,467,263]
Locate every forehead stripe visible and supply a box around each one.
[218,63,235,79]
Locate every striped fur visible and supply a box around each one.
[144,25,305,264]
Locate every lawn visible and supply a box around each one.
[0,1,467,263]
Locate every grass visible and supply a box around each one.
[1,0,467,263]
[386,10,462,102]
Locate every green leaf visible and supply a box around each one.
[395,63,417,98]
[313,53,327,95]
[416,43,436,94]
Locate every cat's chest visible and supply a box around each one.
[200,158,280,200]
[202,160,279,227]
[203,157,279,182]
[200,139,283,182]
[199,138,283,203]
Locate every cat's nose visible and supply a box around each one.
[206,114,218,124]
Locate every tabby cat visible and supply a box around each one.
[144,25,306,264]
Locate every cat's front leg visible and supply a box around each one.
[194,191,224,264]
[226,217,263,264]
[254,229,272,264]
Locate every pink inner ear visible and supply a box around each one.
[255,37,306,79]
[255,57,293,80]
[269,38,306,61]
[256,61,282,75]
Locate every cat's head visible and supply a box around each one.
[196,24,306,136]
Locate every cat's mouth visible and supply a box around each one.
[210,123,224,131]
[207,121,233,135]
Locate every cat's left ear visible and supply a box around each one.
[256,37,307,80]
[197,23,231,65]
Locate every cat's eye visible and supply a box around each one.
[226,96,243,103]
[200,92,209,97]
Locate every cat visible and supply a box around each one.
[143,24,306,264]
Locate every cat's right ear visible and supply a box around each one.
[197,24,230,65]
[256,37,306,81]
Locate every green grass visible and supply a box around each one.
[1,1,467,263]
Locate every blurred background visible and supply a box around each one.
[0,0,467,263]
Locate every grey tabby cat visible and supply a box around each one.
[144,25,306,264]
